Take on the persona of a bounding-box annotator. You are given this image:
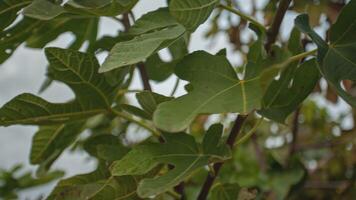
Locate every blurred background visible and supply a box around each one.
[1,0,355,199]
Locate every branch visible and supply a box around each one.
[265,0,293,52]
[137,62,152,91]
[288,107,300,157]
[251,134,268,172]
[197,115,248,200]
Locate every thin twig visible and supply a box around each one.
[265,0,293,52]
[197,115,248,200]
[219,4,266,32]
[288,107,300,158]
[251,134,268,172]
[137,63,152,91]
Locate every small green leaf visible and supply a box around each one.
[23,0,66,20]
[111,124,230,197]
[136,91,173,117]
[169,0,219,31]
[260,59,320,122]
[295,0,356,107]
[100,25,185,73]
[154,51,262,132]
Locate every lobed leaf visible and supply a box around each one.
[111,124,230,197]
[154,51,262,132]
[295,0,356,107]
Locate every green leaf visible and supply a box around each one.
[153,51,262,132]
[99,8,186,72]
[260,59,320,122]
[209,183,241,200]
[295,0,356,107]
[169,0,219,31]
[47,167,140,200]
[120,104,152,120]
[26,17,99,50]
[0,0,32,31]
[127,8,181,36]
[111,124,230,197]
[65,0,138,17]
[30,123,83,169]
[136,91,173,117]
[0,48,117,126]
[0,18,40,64]
[23,0,66,20]
[84,135,128,160]
[145,54,177,82]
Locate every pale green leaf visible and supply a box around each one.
[23,0,66,20]
[153,51,262,132]
[100,25,185,72]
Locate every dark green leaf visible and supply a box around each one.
[0,0,32,31]
[111,124,230,197]
[30,123,84,171]
[260,59,320,122]
[295,1,356,107]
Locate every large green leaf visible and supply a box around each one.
[295,0,356,107]
[0,0,32,30]
[111,124,231,197]
[169,0,219,31]
[30,123,84,171]
[99,8,186,73]
[153,51,262,132]
[0,48,117,126]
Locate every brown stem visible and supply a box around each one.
[265,0,293,52]
[251,134,267,172]
[288,107,300,158]
[137,63,152,91]
[197,115,248,200]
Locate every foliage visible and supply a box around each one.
[1,0,356,199]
